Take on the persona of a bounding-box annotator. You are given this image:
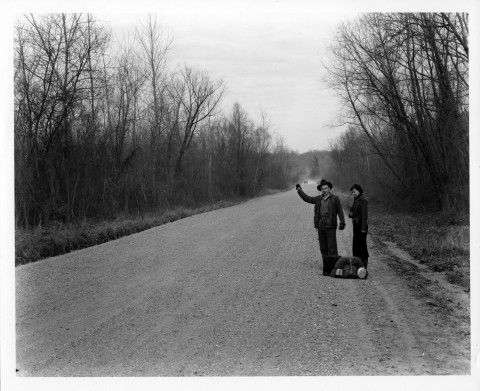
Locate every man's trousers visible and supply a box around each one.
[318,227,338,275]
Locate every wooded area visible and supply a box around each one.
[325,13,469,210]
[14,14,302,227]
[15,12,468,229]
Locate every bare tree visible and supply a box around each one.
[135,15,173,187]
[252,110,272,195]
[169,65,225,176]
[325,12,468,208]
[15,13,111,224]
[14,13,299,227]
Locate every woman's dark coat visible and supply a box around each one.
[350,194,369,261]
[350,194,368,233]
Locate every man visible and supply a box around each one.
[296,179,345,275]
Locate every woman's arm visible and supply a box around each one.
[361,199,368,232]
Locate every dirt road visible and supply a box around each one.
[16,184,470,376]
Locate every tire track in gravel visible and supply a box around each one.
[15,184,469,376]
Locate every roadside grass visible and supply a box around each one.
[15,199,244,266]
[368,207,470,290]
[382,252,470,325]
[336,190,469,290]
[338,190,468,325]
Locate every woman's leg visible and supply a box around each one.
[353,224,369,269]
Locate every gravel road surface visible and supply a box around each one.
[16,184,470,376]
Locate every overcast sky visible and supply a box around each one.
[103,3,358,153]
[2,2,480,391]
[9,0,477,153]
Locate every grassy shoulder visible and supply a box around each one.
[337,191,469,290]
[15,199,247,267]
[369,206,469,290]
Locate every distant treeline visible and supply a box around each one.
[14,14,303,227]
[325,13,469,211]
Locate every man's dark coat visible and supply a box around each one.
[297,189,345,229]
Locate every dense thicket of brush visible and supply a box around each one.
[326,13,469,212]
[14,15,301,229]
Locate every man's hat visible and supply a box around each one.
[317,179,333,191]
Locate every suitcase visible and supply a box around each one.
[330,256,365,278]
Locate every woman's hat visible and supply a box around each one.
[350,183,363,194]
[317,179,333,191]
[350,184,364,194]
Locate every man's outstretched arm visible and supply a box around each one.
[296,185,316,204]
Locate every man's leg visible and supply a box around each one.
[317,228,329,275]
[323,229,339,275]
[326,228,338,257]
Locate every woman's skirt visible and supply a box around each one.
[352,223,369,260]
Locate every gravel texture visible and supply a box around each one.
[15,184,470,376]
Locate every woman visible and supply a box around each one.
[349,184,369,270]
